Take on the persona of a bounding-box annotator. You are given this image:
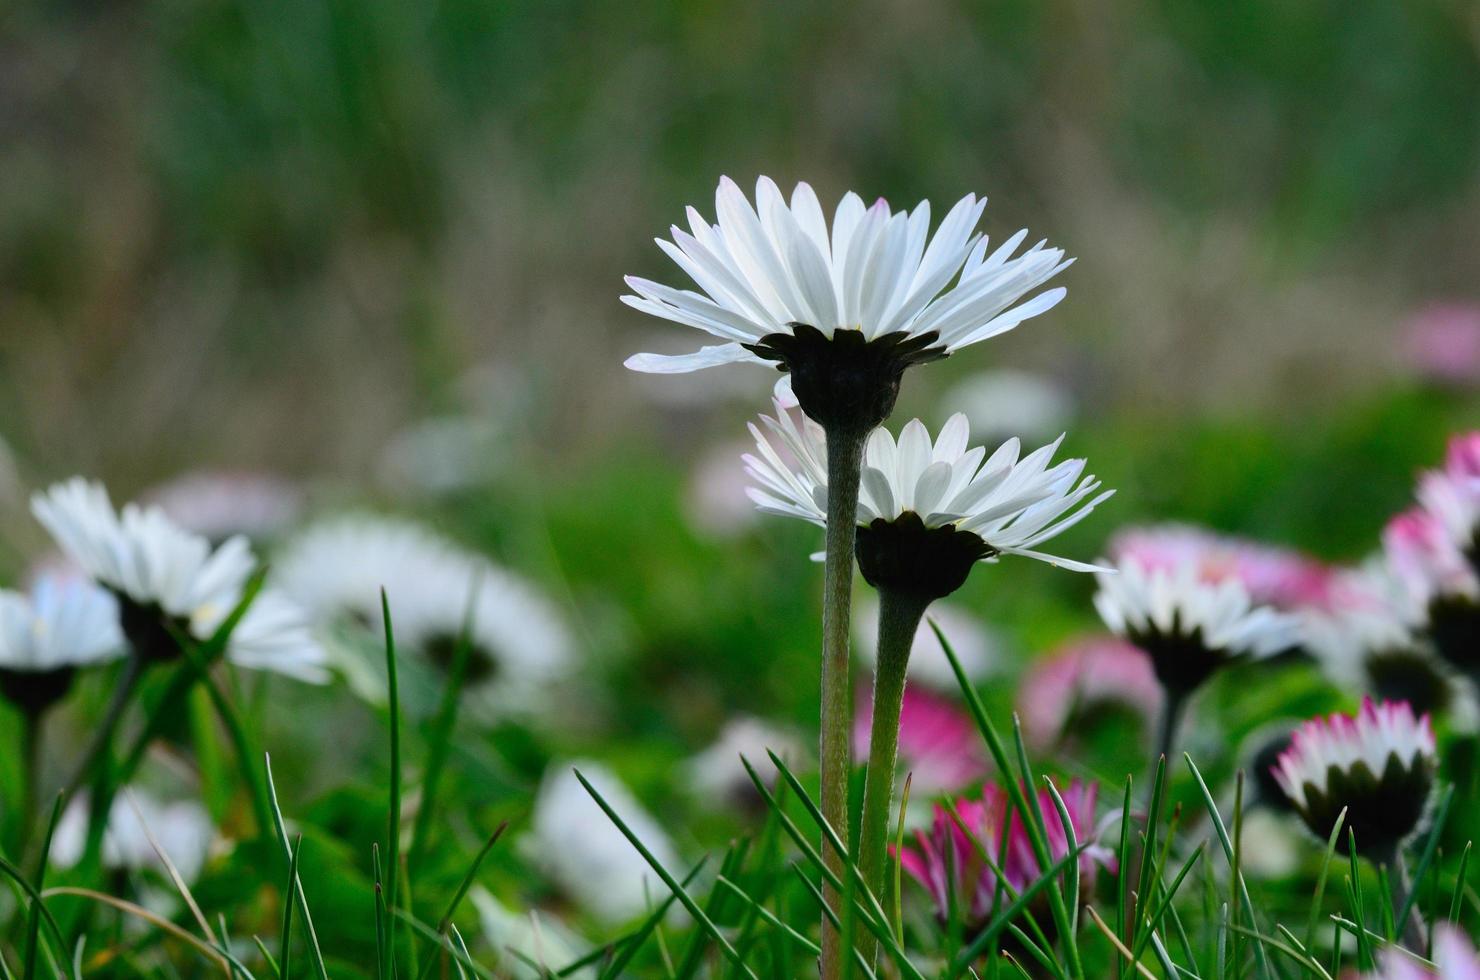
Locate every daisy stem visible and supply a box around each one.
[856,588,929,967]
[17,707,43,854]
[1379,844,1426,952]
[60,654,145,806]
[819,423,867,980]
[1152,688,1188,787]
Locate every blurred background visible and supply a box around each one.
[2,0,1479,721]
[3,0,1478,477]
[3,0,1480,754]
[2,0,1480,964]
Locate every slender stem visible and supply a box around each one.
[819,423,867,980]
[856,588,928,967]
[17,708,43,854]
[59,655,145,805]
[1381,845,1426,952]
[1152,687,1188,785]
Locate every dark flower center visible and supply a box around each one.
[0,666,77,716]
[1291,753,1433,858]
[854,512,993,602]
[745,324,948,434]
[1126,621,1226,698]
[1427,594,1480,678]
[423,632,498,685]
[117,595,190,663]
[1365,648,1453,718]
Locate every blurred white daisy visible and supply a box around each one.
[0,574,123,714]
[471,888,593,980]
[852,598,1001,690]
[31,478,327,682]
[274,514,575,716]
[624,176,1069,376]
[1272,698,1435,859]
[684,716,807,811]
[1303,564,1455,718]
[142,470,303,542]
[1109,522,1339,612]
[683,440,763,539]
[52,788,215,883]
[937,369,1074,445]
[1094,559,1300,698]
[524,762,680,924]
[746,404,1111,597]
[1016,635,1162,751]
[1363,925,1480,979]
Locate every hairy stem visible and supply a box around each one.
[60,655,145,806]
[819,424,866,980]
[1382,844,1426,952]
[856,588,928,967]
[1153,687,1188,784]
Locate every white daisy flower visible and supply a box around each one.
[1421,432,1480,554]
[745,403,1111,597]
[1303,564,1455,717]
[523,762,680,924]
[1093,559,1300,697]
[1271,698,1435,858]
[937,369,1074,445]
[1364,925,1480,979]
[31,479,327,682]
[274,514,575,716]
[142,470,303,542]
[0,574,123,713]
[625,176,1070,374]
[52,788,215,883]
[625,177,1071,431]
[471,888,593,980]
[684,716,807,811]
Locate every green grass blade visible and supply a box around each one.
[1183,754,1272,979]
[381,589,403,977]
[573,769,758,980]
[1398,782,1452,933]
[264,755,330,980]
[1450,842,1472,923]
[1304,806,1348,954]
[279,834,303,980]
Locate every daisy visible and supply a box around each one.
[1094,558,1300,764]
[52,788,215,883]
[1303,565,1454,718]
[142,470,303,542]
[1016,635,1162,752]
[31,479,327,683]
[274,514,575,717]
[1108,522,1338,612]
[684,716,807,812]
[937,369,1074,445]
[624,176,1071,433]
[524,762,679,924]
[0,574,124,715]
[471,888,593,980]
[852,684,989,796]
[1403,303,1480,389]
[1362,925,1480,979]
[1271,698,1435,861]
[1384,508,1480,678]
[748,404,1111,909]
[897,778,1114,929]
[746,405,1113,592]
